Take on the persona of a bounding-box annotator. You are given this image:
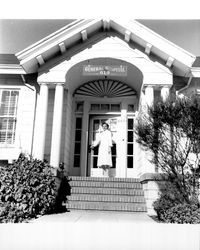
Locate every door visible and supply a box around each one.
[88,116,118,177]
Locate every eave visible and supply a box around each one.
[14,19,196,75]
[0,64,26,74]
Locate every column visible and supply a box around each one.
[50,83,64,169]
[33,83,49,160]
[142,85,156,174]
[145,85,154,107]
[116,102,127,178]
[63,90,73,175]
[80,101,90,176]
[161,86,170,101]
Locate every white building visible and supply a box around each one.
[0,19,200,180]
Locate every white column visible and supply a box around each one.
[116,102,127,178]
[161,86,170,101]
[80,101,90,177]
[34,83,48,160]
[50,83,64,168]
[142,85,156,174]
[145,86,154,107]
[64,90,73,175]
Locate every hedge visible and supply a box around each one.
[0,154,58,223]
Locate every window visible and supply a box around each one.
[0,90,19,144]
[127,118,134,168]
[91,103,120,111]
[73,117,82,167]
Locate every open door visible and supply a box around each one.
[88,116,118,177]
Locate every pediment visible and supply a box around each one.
[15,19,196,76]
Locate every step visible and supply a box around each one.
[71,187,145,196]
[69,180,143,189]
[69,176,140,183]
[66,201,147,212]
[67,194,146,203]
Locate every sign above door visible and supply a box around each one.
[83,65,128,76]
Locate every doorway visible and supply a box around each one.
[88,115,121,177]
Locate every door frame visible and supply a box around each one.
[69,96,138,177]
[87,114,120,177]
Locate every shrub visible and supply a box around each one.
[135,95,200,205]
[162,204,200,224]
[153,182,186,221]
[0,154,57,223]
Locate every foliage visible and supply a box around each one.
[135,95,200,204]
[0,154,57,223]
[162,204,200,224]
[153,182,183,220]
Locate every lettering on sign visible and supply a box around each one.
[83,65,128,76]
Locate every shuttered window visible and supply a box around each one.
[0,90,19,144]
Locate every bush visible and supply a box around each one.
[153,182,186,221]
[135,95,200,205]
[0,154,57,223]
[153,181,200,224]
[162,204,200,224]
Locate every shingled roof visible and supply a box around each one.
[0,54,19,64]
[192,56,200,67]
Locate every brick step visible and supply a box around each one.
[67,194,146,203]
[69,176,140,183]
[66,201,147,212]
[69,180,142,189]
[71,187,145,196]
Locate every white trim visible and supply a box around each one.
[0,64,26,74]
[16,19,101,61]
[15,19,83,57]
[36,55,45,66]
[59,42,66,54]
[145,43,152,55]
[81,30,87,41]
[166,56,174,68]
[190,67,200,77]
[103,19,110,30]
[15,19,196,74]
[124,30,131,42]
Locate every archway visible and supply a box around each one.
[64,58,143,177]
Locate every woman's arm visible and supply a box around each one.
[91,133,100,149]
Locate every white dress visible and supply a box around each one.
[93,130,113,167]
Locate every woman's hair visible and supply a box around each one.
[102,122,109,129]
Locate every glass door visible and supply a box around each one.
[88,116,118,177]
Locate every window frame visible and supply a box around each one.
[0,89,19,146]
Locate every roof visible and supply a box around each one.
[0,54,19,64]
[0,19,199,77]
[192,56,200,67]
[1,19,200,55]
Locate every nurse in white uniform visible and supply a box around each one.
[91,122,113,173]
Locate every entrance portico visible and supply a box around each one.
[32,53,172,178]
[24,18,196,179]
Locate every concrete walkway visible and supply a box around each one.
[0,211,199,250]
[33,210,155,223]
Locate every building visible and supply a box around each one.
[0,19,200,181]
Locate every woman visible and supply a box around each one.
[91,122,113,172]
